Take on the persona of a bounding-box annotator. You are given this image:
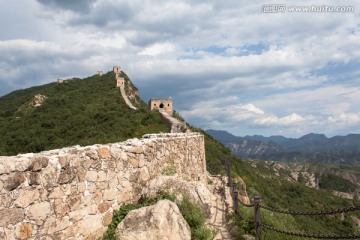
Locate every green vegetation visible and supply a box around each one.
[103,193,214,240]
[0,71,168,155]
[230,159,360,239]
[161,162,177,175]
[179,196,216,240]
[319,174,358,193]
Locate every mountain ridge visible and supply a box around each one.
[206,129,360,164]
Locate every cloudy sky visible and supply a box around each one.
[1,0,359,137]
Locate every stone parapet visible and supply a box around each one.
[0,133,206,239]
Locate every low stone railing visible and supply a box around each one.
[0,132,206,239]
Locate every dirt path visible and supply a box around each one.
[206,176,233,240]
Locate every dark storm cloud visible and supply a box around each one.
[36,0,97,13]
[68,1,134,27]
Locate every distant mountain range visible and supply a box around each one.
[206,130,360,164]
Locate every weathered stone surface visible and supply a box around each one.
[86,171,98,182]
[28,172,41,185]
[5,173,25,191]
[0,208,25,227]
[102,211,112,226]
[0,194,13,209]
[54,199,70,217]
[28,202,51,221]
[67,195,82,211]
[139,166,150,185]
[146,176,212,213]
[98,203,111,213]
[57,164,75,184]
[97,171,107,182]
[48,187,63,199]
[14,189,39,208]
[115,200,191,240]
[76,215,103,236]
[87,204,98,215]
[15,223,33,239]
[97,147,111,159]
[69,209,87,222]
[130,158,139,167]
[41,216,70,235]
[28,157,48,171]
[103,189,116,201]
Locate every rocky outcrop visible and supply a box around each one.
[115,200,191,240]
[145,176,213,213]
[0,132,206,239]
[235,176,251,205]
[30,94,47,108]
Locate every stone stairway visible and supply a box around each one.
[206,176,233,240]
[119,83,137,110]
[115,71,137,110]
[159,111,187,133]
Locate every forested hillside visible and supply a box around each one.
[0,71,168,155]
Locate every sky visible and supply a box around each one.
[0,0,359,138]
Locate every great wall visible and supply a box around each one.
[113,66,188,133]
[0,133,208,239]
[0,67,234,239]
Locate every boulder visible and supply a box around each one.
[115,200,191,240]
[145,176,212,214]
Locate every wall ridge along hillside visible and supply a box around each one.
[0,132,206,239]
[114,66,137,110]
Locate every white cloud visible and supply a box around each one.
[138,42,176,56]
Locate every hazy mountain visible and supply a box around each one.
[206,129,360,164]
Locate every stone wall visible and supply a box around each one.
[160,111,188,133]
[0,133,206,240]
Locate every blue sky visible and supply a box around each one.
[0,0,359,137]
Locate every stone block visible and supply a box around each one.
[97,147,111,159]
[15,223,33,239]
[85,171,97,182]
[69,209,87,222]
[28,157,48,172]
[68,195,82,211]
[41,216,70,235]
[98,203,111,213]
[97,171,107,181]
[76,215,103,236]
[14,189,39,208]
[5,173,25,191]
[86,204,98,215]
[28,202,51,221]
[103,189,116,201]
[0,208,25,227]
[102,211,112,226]
[54,199,70,217]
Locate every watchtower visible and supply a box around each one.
[113,66,121,74]
[116,77,125,87]
[148,97,173,115]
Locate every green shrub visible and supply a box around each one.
[178,196,215,240]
